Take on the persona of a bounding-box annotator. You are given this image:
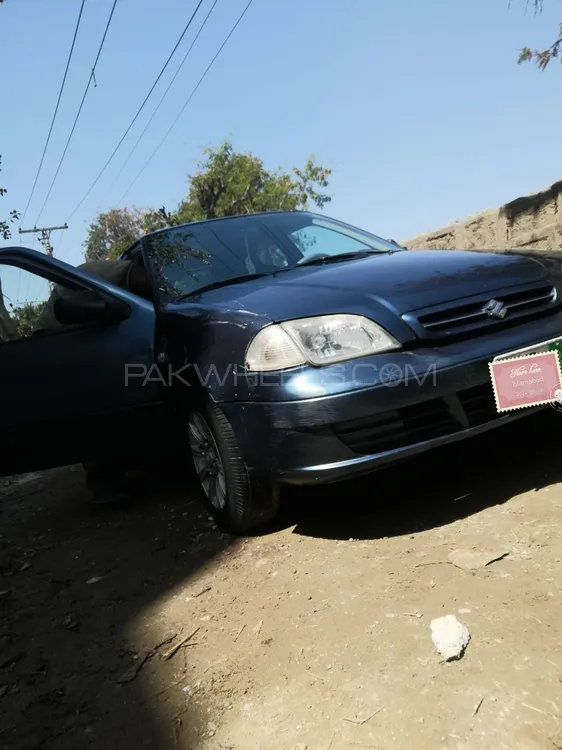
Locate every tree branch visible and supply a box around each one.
[518,1,562,69]
[519,29,562,68]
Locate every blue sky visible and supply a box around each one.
[1,0,561,304]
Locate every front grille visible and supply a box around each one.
[407,284,558,340]
[332,382,527,455]
[333,396,458,453]
[458,383,498,427]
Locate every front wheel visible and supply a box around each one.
[187,403,280,535]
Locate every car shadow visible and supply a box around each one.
[280,410,562,540]
[3,411,561,748]
[0,465,236,750]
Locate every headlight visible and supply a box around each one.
[245,314,401,372]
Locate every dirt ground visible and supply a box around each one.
[2,410,562,750]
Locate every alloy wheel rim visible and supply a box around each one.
[188,413,227,511]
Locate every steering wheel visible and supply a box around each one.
[296,253,329,265]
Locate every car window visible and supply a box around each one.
[289,223,371,257]
[209,217,291,274]
[260,212,400,257]
[119,240,142,262]
[0,265,71,342]
[143,219,290,300]
[144,225,232,299]
[141,212,399,300]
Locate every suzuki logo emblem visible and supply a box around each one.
[482,299,507,319]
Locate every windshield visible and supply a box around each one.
[144,211,401,300]
[263,211,399,259]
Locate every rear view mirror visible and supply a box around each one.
[54,289,130,326]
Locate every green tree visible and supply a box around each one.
[85,142,332,259]
[10,301,45,338]
[140,206,179,233]
[147,140,331,230]
[0,155,20,241]
[84,207,142,261]
[518,1,562,69]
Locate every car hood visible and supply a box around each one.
[190,249,549,322]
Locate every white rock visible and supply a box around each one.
[430,614,470,661]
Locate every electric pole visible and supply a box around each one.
[18,223,68,256]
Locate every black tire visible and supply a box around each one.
[188,401,280,535]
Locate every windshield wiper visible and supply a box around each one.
[173,272,278,301]
[296,249,393,267]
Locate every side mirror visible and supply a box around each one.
[54,289,130,326]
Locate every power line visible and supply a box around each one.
[119,0,254,205]
[34,0,119,227]
[98,0,219,208]
[20,0,87,226]
[65,0,206,223]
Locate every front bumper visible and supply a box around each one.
[220,313,562,485]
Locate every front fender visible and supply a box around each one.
[159,306,270,402]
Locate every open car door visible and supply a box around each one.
[0,247,164,477]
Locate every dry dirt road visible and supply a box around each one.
[1,410,562,750]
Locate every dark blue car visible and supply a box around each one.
[2,210,561,533]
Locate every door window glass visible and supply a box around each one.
[0,265,88,341]
[0,266,51,341]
